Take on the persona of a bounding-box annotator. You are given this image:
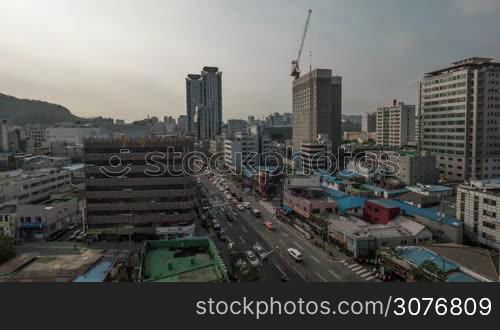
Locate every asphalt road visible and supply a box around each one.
[198,188,304,283]
[201,175,379,282]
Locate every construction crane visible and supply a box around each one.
[291,9,312,80]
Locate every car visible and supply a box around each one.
[212,220,221,231]
[252,243,267,259]
[236,196,243,202]
[231,198,239,205]
[237,204,245,211]
[225,213,235,222]
[263,221,275,231]
[76,233,87,242]
[243,202,251,209]
[245,250,260,268]
[287,248,303,262]
[217,232,228,242]
[251,209,261,218]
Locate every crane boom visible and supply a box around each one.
[291,9,312,80]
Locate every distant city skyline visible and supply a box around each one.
[1,0,500,122]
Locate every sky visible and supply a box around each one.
[1,0,500,122]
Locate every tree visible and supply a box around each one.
[0,235,16,264]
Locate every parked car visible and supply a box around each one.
[243,202,251,209]
[287,248,303,262]
[212,220,221,231]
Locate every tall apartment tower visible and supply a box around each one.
[362,112,377,133]
[418,57,500,181]
[376,100,416,148]
[292,69,342,153]
[186,74,202,135]
[84,137,197,240]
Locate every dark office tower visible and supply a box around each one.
[186,74,202,135]
[292,69,342,153]
[84,137,197,240]
[201,66,223,139]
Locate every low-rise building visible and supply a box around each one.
[283,184,335,219]
[0,168,72,204]
[389,152,440,186]
[328,214,432,259]
[138,238,228,282]
[378,245,498,282]
[224,132,258,172]
[457,179,500,250]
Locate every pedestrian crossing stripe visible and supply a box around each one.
[360,271,371,278]
[365,276,375,281]
[355,268,367,274]
[351,265,363,271]
[348,263,358,269]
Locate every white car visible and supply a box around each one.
[237,204,245,211]
[246,250,260,268]
[243,202,251,209]
[287,248,303,262]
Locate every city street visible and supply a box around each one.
[200,174,378,282]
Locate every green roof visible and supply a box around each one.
[139,238,228,283]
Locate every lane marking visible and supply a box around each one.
[365,276,376,281]
[293,241,304,250]
[275,265,287,276]
[360,272,372,278]
[281,232,289,238]
[348,263,359,269]
[328,269,341,280]
[279,240,286,246]
[311,256,321,264]
[315,273,328,282]
[239,236,246,244]
[356,268,367,274]
[352,266,363,272]
[241,226,248,233]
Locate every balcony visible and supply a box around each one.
[86,201,196,212]
[86,212,197,225]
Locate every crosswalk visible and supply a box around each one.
[339,259,378,282]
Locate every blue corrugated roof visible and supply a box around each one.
[321,175,346,185]
[361,184,384,193]
[368,199,401,209]
[335,196,367,213]
[446,272,479,282]
[324,188,348,199]
[73,256,117,282]
[396,247,458,273]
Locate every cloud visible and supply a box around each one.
[452,0,500,16]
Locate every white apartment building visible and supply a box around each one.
[418,57,500,181]
[457,179,500,250]
[25,124,47,148]
[376,100,416,148]
[224,132,258,172]
[362,112,377,133]
[46,126,102,145]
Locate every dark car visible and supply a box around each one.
[218,233,228,242]
[226,213,235,222]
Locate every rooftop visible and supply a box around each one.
[328,215,420,239]
[371,199,462,227]
[139,238,228,282]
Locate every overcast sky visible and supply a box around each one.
[1,0,500,122]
